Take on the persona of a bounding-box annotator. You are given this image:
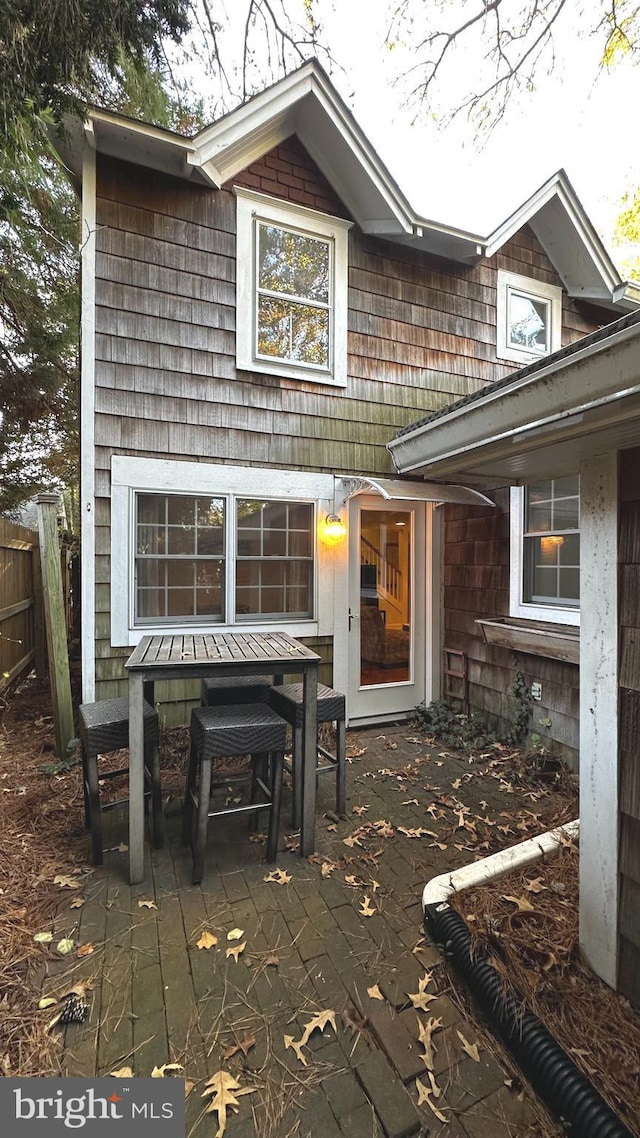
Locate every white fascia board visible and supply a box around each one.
[389,319,640,475]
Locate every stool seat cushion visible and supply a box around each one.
[201,675,272,706]
[78,696,158,756]
[190,703,287,760]
[269,683,345,728]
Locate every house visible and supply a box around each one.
[54,61,639,1002]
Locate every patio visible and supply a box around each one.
[32,720,569,1138]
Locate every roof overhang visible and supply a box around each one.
[340,476,495,507]
[52,64,639,310]
[388,319,640,484]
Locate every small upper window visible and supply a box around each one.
[497,270,562,365]
[236,188,350,386]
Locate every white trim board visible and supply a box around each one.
[81,143,97,701]
[509,487,580,627]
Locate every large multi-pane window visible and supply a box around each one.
[134,493,314,625]
[522,476,580,608]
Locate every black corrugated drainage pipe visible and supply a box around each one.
[422,822,633,1138]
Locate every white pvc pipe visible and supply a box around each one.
[422,819,580,912]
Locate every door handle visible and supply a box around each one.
[349,609,360,631]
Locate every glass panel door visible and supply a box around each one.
[359,508,412,686]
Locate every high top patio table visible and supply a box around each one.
[125,632,320,884]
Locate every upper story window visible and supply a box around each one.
[236,188,350,386]
[510,476,580,626]
[497,270,562,365]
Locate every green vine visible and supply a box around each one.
[414,671,533,752]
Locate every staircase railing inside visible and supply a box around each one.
[361,536,402,605]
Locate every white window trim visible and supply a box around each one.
[111,456,339,647]
[235,187,351,387]
[497,270,562,366]
[509,486,580,627]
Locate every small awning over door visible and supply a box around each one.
[340,476,495,507]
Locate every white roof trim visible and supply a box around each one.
[340,476,495,507]
[53,63,638,311]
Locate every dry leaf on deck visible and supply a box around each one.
[502,894,535,912]
[345,874,365,888]
[56,938,74,955]
[38,997,58,1010]
[415,1072,448,1123]
[320,862,335,877]
[359,895,376,917]
[110,1066,133,1078]
[284,1034,308,1066]
[264,952,279,967]
[352,805,369,816]
[196,931,218,950]
[54,875,81,889]
[343,834,362,848]
[76,943,94,957]
[33,931,53,944]
[417,1015,443,1070]
[367,985,384,1001]
[227,927,244,941]
[137,899,157,910]
[226,942,246,962]
[69,896,86,909]
[284,834,299,851]
[202,1071,256,1138]
[397,826,430,839]
[408,974,437,1012]
[151,1063,184,1077]
[263,868,292,885]
[457,1030,480,1062]
[524,877,547,893]
[223,1035,256,1060]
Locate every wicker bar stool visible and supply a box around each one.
[182,703,287,884]
[269,683,346,828]
[201,675,272,706]
[78,696,163,865]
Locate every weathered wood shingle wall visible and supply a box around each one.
[618,447,640,1005]
[92,136,609,715]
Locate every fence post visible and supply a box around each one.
[37,493,74,758]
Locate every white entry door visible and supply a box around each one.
[348,495,428,723]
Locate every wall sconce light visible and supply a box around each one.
[324,512,347,542]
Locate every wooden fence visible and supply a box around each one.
[0,517,43,692]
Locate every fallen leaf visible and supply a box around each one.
[345,874,365,888]
[397,826,430,838]
[408,974,437,1012]
[202,1071,256,1138]
[264,952,280,967]
[151,1063,184,1077]
[457,1030,480,1062]
[69,896,86,910]
[502,894,535,912]
[196,931,219,950]
[367,985,384,1001]
[320,862,335,878]
[38,997,58,1010]
[352,805,369,816]
[227,928,244,941]
[54,875,81,890]
[359,895,376,917]
[76,943,95,957]
[226,942,246,961]
[137,899,157,910]
[524,877,547,893]
[343,834,362,848]
[415,1072,448,1123]
[110,1066,133,1078]
[184,1080,194,1098]
[223,1035,256,1060]
[371,880,380,893]
[33,931,53,944]
[326,823,337,832]
[56,938,74,955]
[284,1034,308,1066]
[263,868,292,885]
[248,832,266,843]
[417,1015,443,1070]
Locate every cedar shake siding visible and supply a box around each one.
[92,137,611,717]
[443,495,580,766]
[618,446,640,1005]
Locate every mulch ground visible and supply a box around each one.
[0,671,634,1137]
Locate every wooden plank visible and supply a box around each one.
[0,648,36,692]
[0,597,33,623]
[37,495,74,759]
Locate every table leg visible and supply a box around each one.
[129,672,146,883]
[299,662,318,858]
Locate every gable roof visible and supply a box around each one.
[56,60,639,311]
